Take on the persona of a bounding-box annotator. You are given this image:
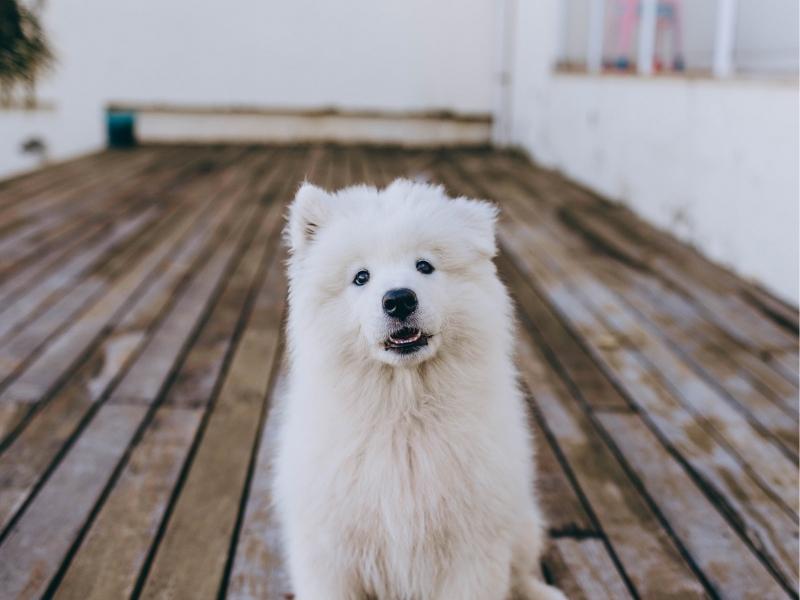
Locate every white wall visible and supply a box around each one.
[3,0,797,302]
[507,0,799,303]
[1,0,495,176]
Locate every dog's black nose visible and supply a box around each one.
[382,288,418,320]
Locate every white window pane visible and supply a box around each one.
[667,0,715,73]
[735,0,799,75]
[559,0,591,68]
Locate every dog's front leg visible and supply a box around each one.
[287,547,362,600]
[433,547,512,600]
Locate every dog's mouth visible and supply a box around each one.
[384,327,429,354]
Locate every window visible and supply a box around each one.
[557,0,800,78]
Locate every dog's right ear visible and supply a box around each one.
[286,182,332,254]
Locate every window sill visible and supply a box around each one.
[553,65,799,86]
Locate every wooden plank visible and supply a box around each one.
[0,152,195,352]
[51,153,297,600]
[501,217,797,507]
[598,261,799,435]
[0,175,260,599]
[0,147,224,341]
[544,539,633,600]
[51,406,202,599]
[0,402,149,600]
[554,262,797,475]
[224,372,292,600]
[0,148,251,405]
[741,285,799,334]
[528,402,595,536]
[599,412,794,596]
[225,148,332,600]
[163,152,307,412]
[137,148,307,600]
[0,151,137,223]
[0,214,128,308]
[138,240,288,600]
[0,152,274,532]
[494,153,799,383]
[0,147,193,285]
[0,145,794,599]
[0,156,249,446]
[450,157,798,508]
[0,149,160,245]
[499,235,800,588]
[0,208,160,342]
[562,203,799,384]
[432,155,714,597]
[481,149,798,417]
[0,151,126,205]
[97,148,283,408]
[498,253,631,411]
[601,263,798,417]
[0,206,172,397]
[514,334,708,597]
[460,150,797,460]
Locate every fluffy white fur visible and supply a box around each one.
[274,179,566,600]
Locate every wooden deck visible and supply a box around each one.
[0,145,796,600]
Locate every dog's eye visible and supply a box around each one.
[416,260,434,275]
[353,270,370,286]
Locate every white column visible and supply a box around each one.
[587,0,605,73]
[556,0,568,65]
[637,0,658,75]
[713,0,738,77]
[492,0,517,146]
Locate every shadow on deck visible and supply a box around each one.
[0,145,796,599]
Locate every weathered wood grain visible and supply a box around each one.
[0,147,199,289]
[0,177,259,599]
[599,412,795,596]
[598,261,799,418]
[497,226,800,588]
[225,371,292,600]
[0,145,795,600]
[544,539,633,600]
[53,153,297,600]
[137,151,307,600]
[449,157,798,508]
[498,253,632,411]
[0,151,107,198]
[0,148,250,409]
[0,153,273,532]
[514,333,708,598]
[139,244,288,600]
[52,406,202,600]
[494,152,799,383]
[527,402,595,536]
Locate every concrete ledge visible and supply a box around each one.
[108,104,492,146]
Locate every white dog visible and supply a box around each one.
[274,179,566,600]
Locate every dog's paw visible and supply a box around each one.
[515,579,569,600]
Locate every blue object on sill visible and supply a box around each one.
[107,109,136,148]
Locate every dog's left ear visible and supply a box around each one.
[452,197,499,259]
[286,182,333,254]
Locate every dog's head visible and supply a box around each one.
[285,179,505,368]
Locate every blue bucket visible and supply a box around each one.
[107,110,136,148]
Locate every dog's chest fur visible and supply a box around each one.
[287,369,519,592]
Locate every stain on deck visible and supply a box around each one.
[0,145,796,600]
